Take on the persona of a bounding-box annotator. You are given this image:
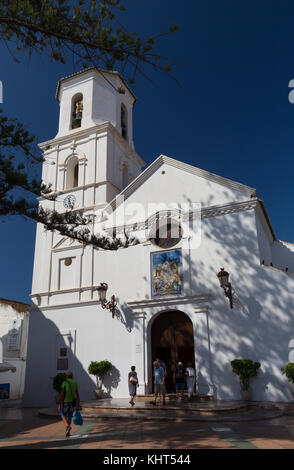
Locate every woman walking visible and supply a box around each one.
[128,366,139,406]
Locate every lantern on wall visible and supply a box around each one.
[217,268,233,309]
[97,283,117,318]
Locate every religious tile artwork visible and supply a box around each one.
[151,249,183,298]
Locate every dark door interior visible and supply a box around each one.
[151,311,195,392]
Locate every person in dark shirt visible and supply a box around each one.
[173,362,186,401]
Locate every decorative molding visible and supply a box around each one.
[127,294,211,311]
[201,199,257,219]
[31,284,100,297]
[133,311,147,320]
[29,298,100,312]
[104,199,258,236]
[194,306,210,314]
[39,180,121,201]
[52,243,83,253]
[39,122,145,167]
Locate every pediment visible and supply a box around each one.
[105,155,257,216]
[52,236,82,251]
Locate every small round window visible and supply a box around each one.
[149,217,182,249]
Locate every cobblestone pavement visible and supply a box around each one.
[1,405,294,449]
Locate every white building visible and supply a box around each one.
[23,68,294,407]
[0,298,29,400]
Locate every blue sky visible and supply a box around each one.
[1,0,294,303]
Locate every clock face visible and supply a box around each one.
[63,194,76,209]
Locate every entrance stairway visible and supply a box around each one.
[39,396,285,422]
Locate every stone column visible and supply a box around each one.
[193,306,216,398]
[58,163,66,191]
[132,311,147,395]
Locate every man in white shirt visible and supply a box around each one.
[185,363,196,400]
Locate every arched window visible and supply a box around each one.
[66,156,79,189]
[73,162,79,187]
[71,93,83,129]
[121,104,127,140]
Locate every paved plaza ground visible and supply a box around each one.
[1,399,294,451]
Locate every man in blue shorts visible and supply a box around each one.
[58,372,81,437]
[151,361,166,406]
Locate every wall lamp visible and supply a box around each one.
[217,268,233,309]
[97,283,117,318]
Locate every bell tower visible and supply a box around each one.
[39,67,145,213]
[31,68,145,304]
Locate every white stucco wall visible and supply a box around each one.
[0,303,29,400]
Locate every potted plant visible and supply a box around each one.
[53,372,67,403]
[88,360,113,399]
[281,363,294,397]
[231,359,261,401]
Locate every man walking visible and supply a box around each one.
[151,361,166,406]
[58,372,81,437]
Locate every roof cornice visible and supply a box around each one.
[38,121,145,167]
[55,67,137,103]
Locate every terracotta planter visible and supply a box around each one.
[94,389,104,399]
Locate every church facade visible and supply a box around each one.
[23,68,294,406]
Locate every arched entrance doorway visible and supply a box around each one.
[151,311,195,392]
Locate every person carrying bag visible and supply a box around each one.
[128,365,139,406]
[58,372,81,437]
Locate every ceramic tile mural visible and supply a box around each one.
[151,249,183,298]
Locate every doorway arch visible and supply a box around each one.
[151,310,195,392]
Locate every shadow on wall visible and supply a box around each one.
[22,305,121,407]
[103,365,121,398]
[114,301,134,332]
[188,206,294,402]
[137,192,294,402]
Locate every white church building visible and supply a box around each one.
[23,68,294,406]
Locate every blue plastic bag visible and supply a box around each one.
[73,410,83,426]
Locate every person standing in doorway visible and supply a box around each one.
[151,361,166,406]
[155,358,167,376]
[128,366,139,406]
[174,362,186,401]
[185,363,196,400]
[58,372,81,437]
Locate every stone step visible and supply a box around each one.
[136,394,214,402]
[38,400,284,422]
